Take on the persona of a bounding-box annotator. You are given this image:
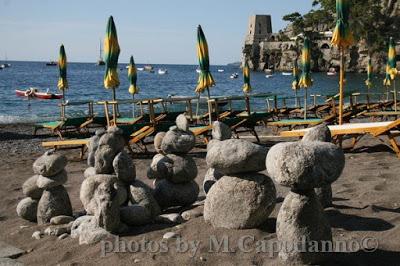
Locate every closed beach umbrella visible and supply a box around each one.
[195,25,215,95]
[365,58,373,107]
[195,25,215,124]
[383,64,392,102]
[242,61,251,94]
[103,16,121,100]
[299,37,313,119]
[331,0,353,125]
[57,44,68,100]
[387,37,398,111]
[292,60,300,107]
[128,56,139,117]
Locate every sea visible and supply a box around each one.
[0,61,387,124]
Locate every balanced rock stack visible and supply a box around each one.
[302,123,337,208]
[148,114,199,209]
[266,129,345,265]
[17,151,72,224]
[204,121,276,229]
[76,127,161,244]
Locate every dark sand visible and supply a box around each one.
[1,124,400,265]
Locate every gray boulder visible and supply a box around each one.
[203,168,223,195]
[276,190,332,265]
[50,215,75,225]
[94,146,120,174]
[87,129,105,167]
[315,184,333,208]
[266,141,345,190]
[204,174,276,229]
[84,167,96,178]
[212,121,232,141]
[32,151,67,177]
[22,175,43,199]
[80,174,127,215]
[113,151,136,184]
[36,170,67,189]
[37,186,72,224]
[302,123,332,143]
[206,139,267,175]
[153,179,199,209]
[147,154,197,183]
[72,215,113,245]
[120,205,152,226]
[130,180,161,217]
[206,139,220,152]
[16,197,38,222]
[71,215,94,239]
[176,114,189,131]
[160,128,195,154]
[154,132,166,154]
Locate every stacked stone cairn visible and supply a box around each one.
[266,124,345,265]
[148,114,199,210]
[17,150,72,224]
[74,127,161,244]
[203,121,276,229]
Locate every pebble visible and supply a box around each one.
[163,232,180,239]
[155,213,184,224]
[19,225,29,229]
[200,256,206,261]
[32,231,41,240]
[134,258,141,263]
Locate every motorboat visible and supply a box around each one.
[230,73,239,79]
[282,72,292,76]
[137,67,144,71]
[144,65,154,72]
[196,68,201,73]
[327,68,337,76]
[15,88,63,99]
[158,68,168,75]
[217,69,225,73]
[46,61,57,66]
[265,75,274,79]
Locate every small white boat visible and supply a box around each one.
[265,75,274,78]
[196,68,201,73]
[230,73,239,79]
[282,72,292,76]
[137,67,144,71]
[158,68,168,75]
[327,68,337,76]
[217,69,225,73]
[265,69,273,74]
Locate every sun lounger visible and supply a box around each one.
[33,117,91,139]
[42,138,89,159]
[280,120,400,158]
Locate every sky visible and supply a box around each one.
[0,0,315,65]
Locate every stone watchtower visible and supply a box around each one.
[245,15,272,45]
[243,15,272,70]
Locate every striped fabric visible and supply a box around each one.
[195,25,215,94]
[331,0,353,48]
[128,56,139,95]
[365,58,373,88]
[242,61,251,94]
[104,16,121,89]
[299,37,313,88]
[387,37,397,80]
[292,60,300,90]
[57,44,68,91]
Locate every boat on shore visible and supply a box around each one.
[46,61,57,66]
[15,88,63,100]
[158,68,168,75]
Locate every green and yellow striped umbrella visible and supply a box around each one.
[195,25,215,95]
[57,44,68,92]
[331,0,353,48]
[242,61,251,94]
[103,16,120,96]
[299,37,312,88]
[292,60,300,90]
[365,58,373,89]
[387,37,397,80]
[384,64,392,86]
[128,56,139,95]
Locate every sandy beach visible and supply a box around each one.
[0,123,399,265]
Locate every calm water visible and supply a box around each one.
[0,61,387,124]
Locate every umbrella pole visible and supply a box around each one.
[112,88,117,126]
[304,88,308,120]
[339,47,345,125]
[207,87,212,125]
[132,94,135,118]
[295,89,298,108]
[394,79,397,112]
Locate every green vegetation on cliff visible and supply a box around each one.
[283,0,400,54]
